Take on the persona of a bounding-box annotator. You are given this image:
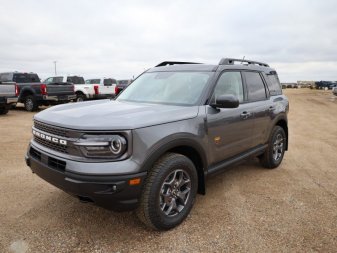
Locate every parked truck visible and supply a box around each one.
[44,76,117,102]
[0,72,76,111]
[0,81,18,114]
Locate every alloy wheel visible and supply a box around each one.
[273,133,284,161]
[159,169,191,217]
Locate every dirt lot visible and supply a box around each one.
[0,89,336,253]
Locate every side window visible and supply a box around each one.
[213,72,244,103]
[53,77,63,83]
[85,80,91,84]
[244,72,267,101]
[90,79,100,84]
[103,78,117,86]
[44,77,53,83]
[265,73,282,96]
[0,74,7,81]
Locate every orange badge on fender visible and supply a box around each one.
[214,136,221,145]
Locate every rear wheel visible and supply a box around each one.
[0,107,9,115]
[24,95,38,112]
[137,153,198,230]
[259,126,286,169]
[76,93,86,102]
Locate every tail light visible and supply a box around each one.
[94,85,99,95]
[72,84,75,93]
[15,83,19,96]
[40,84,47,95]
[114,86,119,95]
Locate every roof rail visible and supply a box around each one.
[219,58,269,67]
[155,61,201,67]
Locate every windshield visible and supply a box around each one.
[117,72,211,106]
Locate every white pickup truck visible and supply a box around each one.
[44,76,117,102]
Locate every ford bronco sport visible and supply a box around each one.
[25,58,289,230]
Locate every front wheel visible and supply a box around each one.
[137,153,198,230]
[259,126,286,169]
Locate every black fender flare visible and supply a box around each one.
[19,86,36,102]
[140,135,208,194]
[271,114,289,150]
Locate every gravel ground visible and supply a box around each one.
[0,89,336,253]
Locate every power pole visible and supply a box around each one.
[53,61,57,75]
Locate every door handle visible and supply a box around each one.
[240,111,252,119]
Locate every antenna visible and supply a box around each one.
[240,56,245,64]
[53,61,57,75]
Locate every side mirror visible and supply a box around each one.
[211,94,239,108]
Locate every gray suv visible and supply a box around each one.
[25,58,289,230]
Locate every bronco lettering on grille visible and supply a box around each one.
[32,129,67,146]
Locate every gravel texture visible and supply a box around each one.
[0,89,336,252]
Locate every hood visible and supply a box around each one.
[34,100,199,130]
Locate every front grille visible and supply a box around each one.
[48,157,66,171]
[34,121,67,137]
[34,136,68,153]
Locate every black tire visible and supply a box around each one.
[24,95,38,112]
[260,126,286,169]
[0,107,9,115]
[76,94,86,102]
[137,153,198,230]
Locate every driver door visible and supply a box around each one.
[206,71,255,165]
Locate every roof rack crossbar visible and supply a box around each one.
[155,61,201,67]
[219,58,269,67]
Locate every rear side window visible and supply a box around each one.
[244,72,267,101]
[13,73,40,83]
[266,73,282,95]
[67,76,85,84]
[52,77,64,83]
[0,73,12,82]
[103,78,117,86]
[89,79,100,84]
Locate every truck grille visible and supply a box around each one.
[34,135,68,153]
[34,121,67,137]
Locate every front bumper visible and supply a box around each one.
[42,95,76,102]
[26,144,146,211]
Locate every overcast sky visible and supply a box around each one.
[0,0,336,82]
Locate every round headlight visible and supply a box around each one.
[110,136,127,155]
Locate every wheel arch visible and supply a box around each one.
[19,87,35,102]
[274,118,288,150]
[75,90,85,95]
[141,139,207,195]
